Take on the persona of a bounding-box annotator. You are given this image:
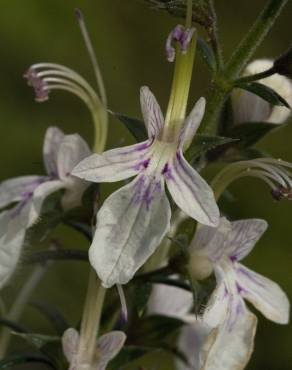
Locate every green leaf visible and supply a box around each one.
[236,82,291,108]
[12,332,60,350]
[107,345,155,370]
[197,37,217,72]
[226,121,280,148]
[0,352,56,369]
[0,318,28,333]
[131,282,152,318]
[129,315,184,346]
[186,134,238,161]
[31,301,70,335]
[109,111,147,142]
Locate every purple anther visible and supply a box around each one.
[23,67,49,102]
[166,24,196,62]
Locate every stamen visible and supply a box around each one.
[23,67,49,102]
[166,24,196,62]
[116,284,128,322]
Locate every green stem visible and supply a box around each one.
[206,0,223,69]
[76,268,106,369]
[0,265,48,358]
[199,0,288,136]
[226,0,288,79]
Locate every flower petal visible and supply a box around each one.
[62,328,79,363]
[89,175,171,287]
[147,282,195,323]
[165,152,219,226]
[201,308,257,370]
[176,322,211,370]
[226,219,268,261]
[57,134,91,180]
[236,264,289,324]
[0,211,26,288]
[43,127,64,177]
[179,97,206,150]
[0,176,45,209]
[140,86,164,138]
[72,140,152,183]
[191,217,231,262]
[94,331,126,370]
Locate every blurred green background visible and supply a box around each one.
[0,0,291,369]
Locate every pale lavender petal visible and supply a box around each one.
[62,328,79,363]
[179,97,206,150]
[191,217,231,262]
[72,140,152,183]
[165,151,219,226]
[89,174,171,287]
[201,308,257,370]
[226,219,268,261]
[176,322,211,370]
[0,210,26,288]
[94,331,126,370]
[0,176,46,209]
[236,264,289,324]
[57,134,91,180]
[140,86,164,138]
[147,282,195,323]
[43,127,64,177]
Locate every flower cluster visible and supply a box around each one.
[0,4,291,370]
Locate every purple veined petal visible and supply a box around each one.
[94,331,126,370]
[72,140,152,183]
[140,86,164,139]
[0,176,46,209]
[203,267,229,329]
[179,97,206,151]
[0,210,26,289]
[147,282,195,323]
[191,217,231,262]
[176,322,211,370]
[62,328,79,363]
[236,263,290,324]
[57,134,91,180]
[43,127,65,177]
[164,151,219,227]
[19,180,64,229]
[201,307,257,370]
[226,219,268,261]
[89,174,171,288]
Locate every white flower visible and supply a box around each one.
[147,282,210,370]
[232,59,292,124]
[73,86,219,288]
[62,328,126,370]
[190,217,290,370]
[0,127,90,288]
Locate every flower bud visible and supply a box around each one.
[188,251,213,281]
[232,59,292,124]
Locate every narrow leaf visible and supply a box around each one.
[0,352,56,369]
[31,301,70,335]
[12,332,60,349]
[109,111,147,141]
[197,37,217,72]
[0,318,28,333]
[186,134,238,161]
[236,82,291,108]
[226,121,279,148]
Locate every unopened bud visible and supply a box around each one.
[232,59,292,124]
[188,252,213,281]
